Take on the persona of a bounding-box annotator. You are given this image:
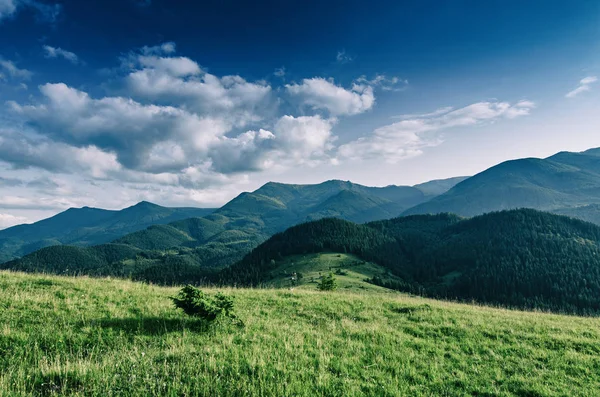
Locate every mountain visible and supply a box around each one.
[413,176,470,197]
[212,180,429,234]
[223,209,600,314]
[553,204,600,225]
[0,202,214,263]
[403,149,600,220]
[2,178,465,282]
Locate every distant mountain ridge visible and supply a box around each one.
[0,202,214,263]
[403,148,600,221]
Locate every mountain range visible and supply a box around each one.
[1,177,465,280]
[404,148,600,219]
[0,202,214,263]
[4,146,600,315]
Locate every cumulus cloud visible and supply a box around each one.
[566,76,598,98]
[0,129,121,177]
[0,59,32,79]
[124,46,272,126]
[9,83,232,170]
[210,115,336,173]
[43,45,80,64]
[286,78,374,116]
[338,100,535,163]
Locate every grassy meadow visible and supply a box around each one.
[260,253,405,292]
[1,270,600,396]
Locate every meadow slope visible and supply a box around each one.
[1,271,599,396]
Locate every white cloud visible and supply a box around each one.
[0,59,32,79]
[0,213,29,229]
[9,83,234,170]
[355,74,408,92]
[0,0,17,20]
[0,0,60,23]
[566,76,598,98]
[392,106,454,119]
[211,115,336,173]
[274,67,285,78]
[338,100,535,163]
[286,77,374,116]
[124,46,272,126]
[336,50,353,63]
[43,45,80,64]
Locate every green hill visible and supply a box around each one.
[224,209,600,314]
[251,252,407,293]
[403,148,600,222]
[1,271,599,396]
[0,201,214,263]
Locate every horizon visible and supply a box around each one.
[1,143,598,229]
[1,0,599,227]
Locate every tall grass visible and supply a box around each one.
[1,270,599,396]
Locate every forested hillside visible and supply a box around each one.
[225,209,600,314]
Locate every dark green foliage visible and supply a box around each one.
[171,285,240,325]
[224,209,600,314]
[220,218,408,285]
[0,244,140,275]
[317,272,337,291]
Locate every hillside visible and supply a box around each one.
[253,252,407,293]
[1,271,599,396]
[403,148,600,222]
[412,176,470,197]
[0,201,214,263]
[225,209,600,314]
[3,178,465,281]
[553,204,600,225]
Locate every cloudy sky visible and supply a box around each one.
[1,0,599,228]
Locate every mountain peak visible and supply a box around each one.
[131,201,161,209]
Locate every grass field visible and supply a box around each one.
[261,253,404,292]
[1,270,600,396]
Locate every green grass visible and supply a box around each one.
[1,271,600,396]
[262,253,404,293]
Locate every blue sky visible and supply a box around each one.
[1,0,599,227]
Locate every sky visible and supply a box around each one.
[1,0,600,228]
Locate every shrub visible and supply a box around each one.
[317,272,337,291]
[171,285,242,325]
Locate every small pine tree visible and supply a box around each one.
[171,285,242,326]
[317,272,337,291]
